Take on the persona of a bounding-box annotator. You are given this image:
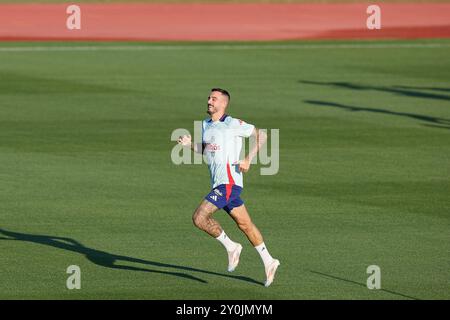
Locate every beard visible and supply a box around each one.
[207,105,215,115]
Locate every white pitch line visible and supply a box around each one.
[0,42,449,52]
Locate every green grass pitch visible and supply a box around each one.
[0,40,449,299]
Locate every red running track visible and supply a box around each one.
[0,3,449,41]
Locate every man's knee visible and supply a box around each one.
[192,209,207,229]
[237,219,254,233]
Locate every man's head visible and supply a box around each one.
[207,88,230,116]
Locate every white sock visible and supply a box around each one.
[216,230,238,252]
[255,242,274,267]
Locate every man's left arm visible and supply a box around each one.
[238,128,267,173]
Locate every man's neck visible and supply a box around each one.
[211,113,225,122]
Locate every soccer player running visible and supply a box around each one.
[177,88,280,287]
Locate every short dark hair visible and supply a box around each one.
[211,88,230,101]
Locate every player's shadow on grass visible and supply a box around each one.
[299,80,450,102]
[304,100,450,129]
[0,228,263,286]
[310,270,420,300]
[393,85,450,94]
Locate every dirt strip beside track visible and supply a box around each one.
[0,3,449,41]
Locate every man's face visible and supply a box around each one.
[207,91,228,115]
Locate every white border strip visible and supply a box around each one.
[0,42,449,52]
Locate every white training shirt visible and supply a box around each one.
[202,114,255,189]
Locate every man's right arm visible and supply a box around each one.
[191,142,205,154]
[178,135,204,154]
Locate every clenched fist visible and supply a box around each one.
[238,158,251,173]
[177,135,192,147]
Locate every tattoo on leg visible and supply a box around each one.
[202,215,222,238]
[193,201,222,238]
